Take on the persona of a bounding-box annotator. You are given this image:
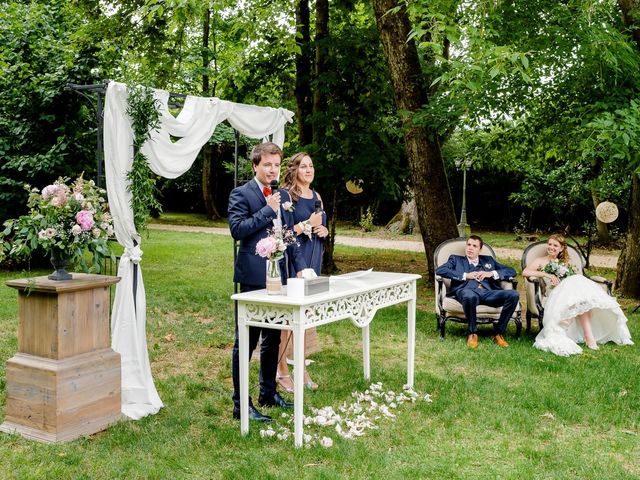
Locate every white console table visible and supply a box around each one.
[231,271,421,447]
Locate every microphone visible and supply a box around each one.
[270,179,281,223]
[314,200,322,213]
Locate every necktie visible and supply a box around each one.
[263,186,272,197]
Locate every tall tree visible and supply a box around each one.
[295,0,313,147]
[372,0,458,276]
[614,0,640,297]
[201,6,221,219]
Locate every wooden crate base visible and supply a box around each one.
[0,348,122,443]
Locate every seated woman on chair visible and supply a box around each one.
[522,233,633,356]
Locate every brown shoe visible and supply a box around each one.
[467,334,479,348]
[493,334,509,348]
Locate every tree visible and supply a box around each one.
[614,0,640,297]
[0,0,114,221]
[294,0,313,147]
[372,0,458,276]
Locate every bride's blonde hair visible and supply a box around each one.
[549,233,570,264]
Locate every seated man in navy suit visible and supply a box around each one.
[436,235,519,349]
[228,142,304,422]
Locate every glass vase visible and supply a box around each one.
[266,257,282,295]
[48,248,73,281]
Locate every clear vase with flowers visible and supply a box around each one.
[255,225,297,294]
[0,175,116,280]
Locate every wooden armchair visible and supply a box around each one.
[521,241,612,331]
[434,238,522,338]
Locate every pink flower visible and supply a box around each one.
[255,236,277,258]
[75,210,94,231]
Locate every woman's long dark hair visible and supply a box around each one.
[283,152,311,202]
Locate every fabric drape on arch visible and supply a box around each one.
[103,81,293,419]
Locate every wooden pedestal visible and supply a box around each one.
[1,273,122,443]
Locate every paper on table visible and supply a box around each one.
[330,268,373,281]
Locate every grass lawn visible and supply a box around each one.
[0,230,638,479]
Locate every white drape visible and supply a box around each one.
[103,81,293,419]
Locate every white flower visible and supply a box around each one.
[74,193,85,202]
[282,201,294,212]
[260,428,276,438]
[71,225,82,236]
[320,436,333,448]
[92,227,101,238]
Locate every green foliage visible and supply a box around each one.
[417,0,640,230]
[0,0,108,222]
[126,84,163,231]
[312,2,409,220]
[358,206,375,232]
[582,98,640,172]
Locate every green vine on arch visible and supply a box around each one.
[126,84,162,232]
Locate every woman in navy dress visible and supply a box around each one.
[277,152,328,392]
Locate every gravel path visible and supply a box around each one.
[148,223,618,268]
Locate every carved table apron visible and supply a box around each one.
[231,271,421,447]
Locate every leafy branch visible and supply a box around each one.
[126,84,162,231]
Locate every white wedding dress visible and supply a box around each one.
[534,274,634,356]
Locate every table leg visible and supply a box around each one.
[293,320,305,448]
[238,306,250,436]
[407,283,416,388]
[362,324,370,381]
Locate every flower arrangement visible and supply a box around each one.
[255,226,297,260]
[540,259,576,280]
[0,175,115,274]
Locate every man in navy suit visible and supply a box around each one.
[436,235,519,348]
[228,142,304,422]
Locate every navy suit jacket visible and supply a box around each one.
[436,254,516,297]
[228,179,304,286]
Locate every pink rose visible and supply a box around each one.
[75,210,95,231]
[255,236,277,258]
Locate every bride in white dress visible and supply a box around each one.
[522,234,633,356]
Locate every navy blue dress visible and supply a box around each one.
[288,190,326,276]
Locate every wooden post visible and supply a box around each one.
[1,273,122,443]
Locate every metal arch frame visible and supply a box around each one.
[65,81,243,314]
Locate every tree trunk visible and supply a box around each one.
[616,173,640,296]
[321,189,338,274]
[312,0,329,149]
[386,198,418,234]
[295,0,313,147]
[372,0,458,277]
[314,0,335,271]
[591,190,612,244]
[615,0,640,296]
[201,8,220,219]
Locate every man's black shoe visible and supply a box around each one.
[258,392,294,409]
[232,404,272,422]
